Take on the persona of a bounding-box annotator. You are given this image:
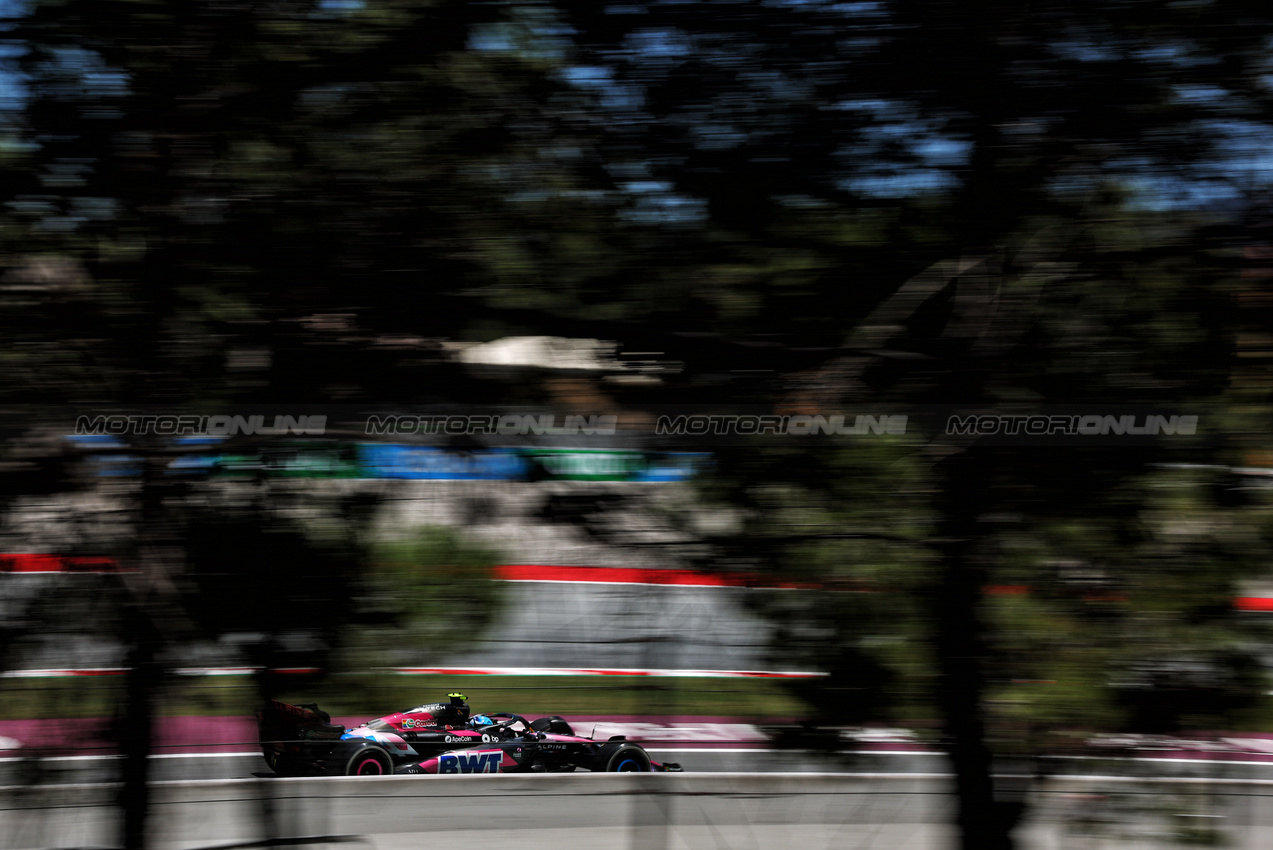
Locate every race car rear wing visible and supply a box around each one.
[258,699,346,745]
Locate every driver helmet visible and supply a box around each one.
[446,692,471,723]
[470,714,493,728]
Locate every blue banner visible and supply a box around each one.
[356,444,532,480]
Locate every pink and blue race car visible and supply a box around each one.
[259,693,682,776]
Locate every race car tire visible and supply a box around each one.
[344,744,394,776]
[592,742,652,773]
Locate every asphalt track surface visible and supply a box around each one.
[8,715,1273,786]
[13,746,1273,789]
[4,748,870,788]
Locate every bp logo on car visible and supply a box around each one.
[438,751,502,774]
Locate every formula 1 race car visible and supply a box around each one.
[259,694,682,776]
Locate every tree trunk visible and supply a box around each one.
[119,606,159,850]
[934,450,1021,850]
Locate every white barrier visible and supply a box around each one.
[4,772,1265,850]
[0,773,954,850]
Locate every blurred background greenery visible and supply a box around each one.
[4,1,1273,847]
